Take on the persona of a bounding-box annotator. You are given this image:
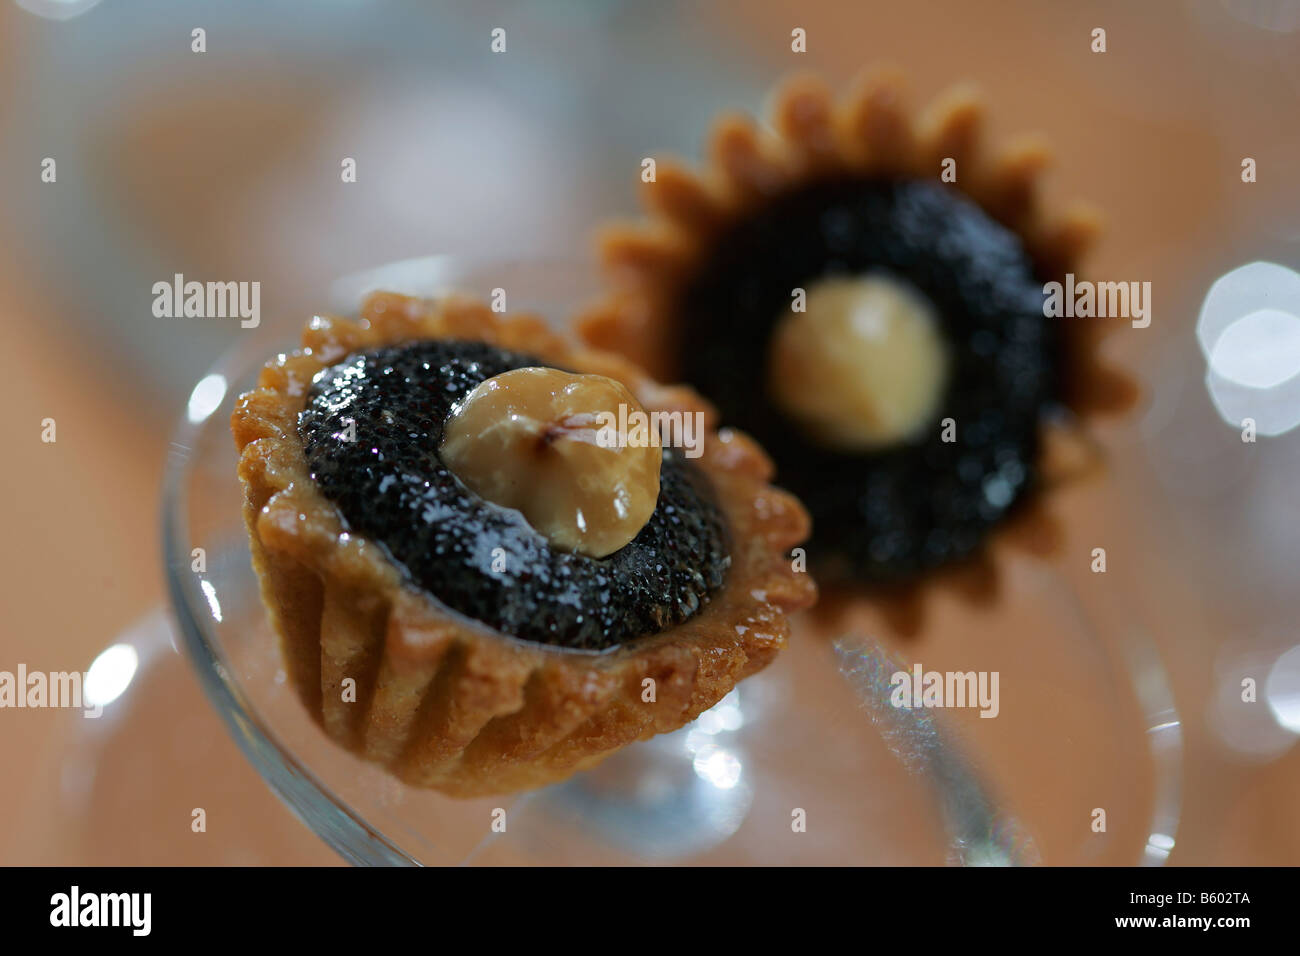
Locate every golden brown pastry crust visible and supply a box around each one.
[232,292,815,796]
[576,69,1139,633]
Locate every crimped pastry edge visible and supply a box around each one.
[575,69,1140,633]
[231,292,816,796]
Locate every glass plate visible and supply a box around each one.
[159,257,1182,865]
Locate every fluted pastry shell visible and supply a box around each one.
[577,70,1139,633]
[232,292,816,796]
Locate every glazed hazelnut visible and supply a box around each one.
[767,275,950,451]
[439,367,662,558]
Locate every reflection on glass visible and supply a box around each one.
[187,373,228,424]
[1266,644,1300,734]
[83,644,139,709]
[199,579,223,623]
[539,694,754,861]
[1199,261,1300,436]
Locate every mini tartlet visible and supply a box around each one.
[578,71,1138,630]
[231,292,814,796]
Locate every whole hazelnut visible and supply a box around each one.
[768,274,950,451]
[439,367,662,558]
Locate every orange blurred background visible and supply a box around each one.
[2,0,1298,864]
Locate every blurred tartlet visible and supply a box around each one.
[231,292,814,796]
[578,70,1137,631]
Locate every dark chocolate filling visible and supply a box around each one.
[678,177,1060,584]
[299,340,730,650]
